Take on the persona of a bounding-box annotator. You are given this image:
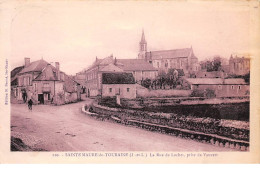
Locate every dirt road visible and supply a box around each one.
[11,99,234,151]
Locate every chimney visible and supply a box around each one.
[24,58,30,67]
[55,62,60,80]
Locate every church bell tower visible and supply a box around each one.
[138,30,147,59]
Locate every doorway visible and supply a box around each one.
[38,94,44,104]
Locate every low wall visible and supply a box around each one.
[137,89,192,98]
[86,103,249,150]
[91,103,249,138]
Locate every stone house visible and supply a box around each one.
[185,78,249,98]
[83,55,157,97]
[101,72,136,99]
[229,55,250,76]
[11,58,81,105]
[114,58,158,83]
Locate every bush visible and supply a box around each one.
[205,89,216,98]
[190,89,204,97]
[190,88,216,98]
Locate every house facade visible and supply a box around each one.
[138,30,200,76]
[229,55,250,75]
[185,78,249,97]
[83,55,157,97]
[11,58,81,105]
[101,72,136,99]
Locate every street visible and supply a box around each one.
[11,98,234,151]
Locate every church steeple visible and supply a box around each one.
[138,29,147,59]
[140,29,146,44]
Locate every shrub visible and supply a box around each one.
[205,89,216,98]
[190,88,216,98]
[190,89,204,97]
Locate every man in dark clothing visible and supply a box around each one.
[28,99,33,110]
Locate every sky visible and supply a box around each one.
[8,0,252,75]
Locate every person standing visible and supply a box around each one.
[28,99,33,111]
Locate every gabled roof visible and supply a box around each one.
[116,59,158,71]
[145,48,194,60]
[186,78,223,85]
[63,74,80,92]
[11,66,24,85]
[34,64,59,81]
[19,59,49,74]
[196,71,224,78]
[224,79,247,85]
[86,56,114,71]
[102,72,135,84]
[99,63,124,72]
[11,66,24,78]
[186,78,248,85]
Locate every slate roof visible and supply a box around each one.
[224,79,247,85]
[34,64,59,81]
[11,66,24,86]
[86,56,114,71]
[102,73,135,84]
[196,71,224,78]
[145,48,194,60]
[19,59,49,74]
[99,63,124,72]
[11,66,24,78]
[186,78,248,85]
[116,59,158,71]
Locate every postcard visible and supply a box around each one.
[0,0,260,164]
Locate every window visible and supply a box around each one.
[23,77,27,86]
[127,88,130,92]
[28,77,31,85]
[157,62,160,68]
[238,85,241,90]
[149,61,152,64]
[109,88,112,93]
[231,85,234,89]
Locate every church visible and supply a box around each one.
[138,30,200,76]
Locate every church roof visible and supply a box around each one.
[116,59,158,71]
[146,48,194,60]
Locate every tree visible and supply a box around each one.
[201,56,222,72]
[142,78,152,88]
[212,56,222,71]
[243,72,250,84]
